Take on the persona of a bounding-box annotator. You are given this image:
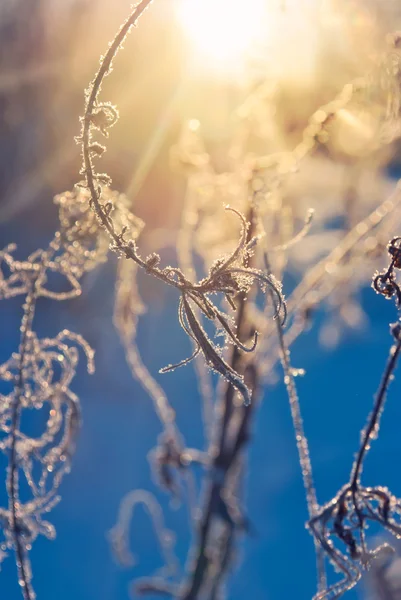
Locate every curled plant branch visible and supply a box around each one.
[110,204,283,594]
[159,207,284,406]
[79,0,154,272]
[0,187,126,600]
[78,0,285,408]
[109,490,180,593]
[373,237,401,306]
[77,9,285,595]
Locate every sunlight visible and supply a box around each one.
[177,0,268,75]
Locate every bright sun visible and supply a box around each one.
[177,0,268,74]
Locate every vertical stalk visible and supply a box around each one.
[180,207,258,600]
[8,288,37,600]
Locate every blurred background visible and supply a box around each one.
[2,0,401,599]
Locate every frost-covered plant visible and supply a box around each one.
[74,2,401,599]
[4,1,401,599]
[0,186,135,600]
[307,239,401,599]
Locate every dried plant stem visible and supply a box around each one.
[271,303,317,508]
[2,194,103,599]
[258,182,401,381]
[287,182,401,316]
[265,250,326,593]
[350,335,401,490]
[306,332,401,599]
[121,338,176,432]
[180,324,255,600]
[180,210,257,600]
[177,206,214,442]
[7,241,57,600]
[115,261,176,432]
[9,290,37,600]
[208,527,234,600]
[306,238,401,599]
[82,0,165,279]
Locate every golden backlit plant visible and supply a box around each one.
[3,1,401,599]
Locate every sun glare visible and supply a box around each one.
[177,0,268,75]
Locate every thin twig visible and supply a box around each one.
[264,249,326,594]
[9,291,36,600]
[350,336,401,490]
